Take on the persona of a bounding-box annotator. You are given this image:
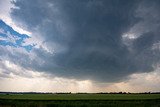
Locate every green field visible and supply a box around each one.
[0,93,160,107]
[0,93,160,100]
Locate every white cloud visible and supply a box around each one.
[0,0,45,52]
[0,0,31,35]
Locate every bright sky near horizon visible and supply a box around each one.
[0,0,160,93]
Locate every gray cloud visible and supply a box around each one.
[8,0,160,82]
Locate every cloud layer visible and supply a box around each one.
[0,0,160,82]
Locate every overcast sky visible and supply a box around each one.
[0,0,160,92]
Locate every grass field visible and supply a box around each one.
[0,93,160,107]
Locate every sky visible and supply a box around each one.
[0,0,160,93]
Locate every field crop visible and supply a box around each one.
[0,93,160,107]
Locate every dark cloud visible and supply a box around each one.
[9,0,160,82]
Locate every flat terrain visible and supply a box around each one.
[0,93,160,100]
[0,93,160,107]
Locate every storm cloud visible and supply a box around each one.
[7,0,160,82]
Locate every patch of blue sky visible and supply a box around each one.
[0,20,35,52]
[0,40,17,47]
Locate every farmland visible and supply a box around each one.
[0,93,160,107]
